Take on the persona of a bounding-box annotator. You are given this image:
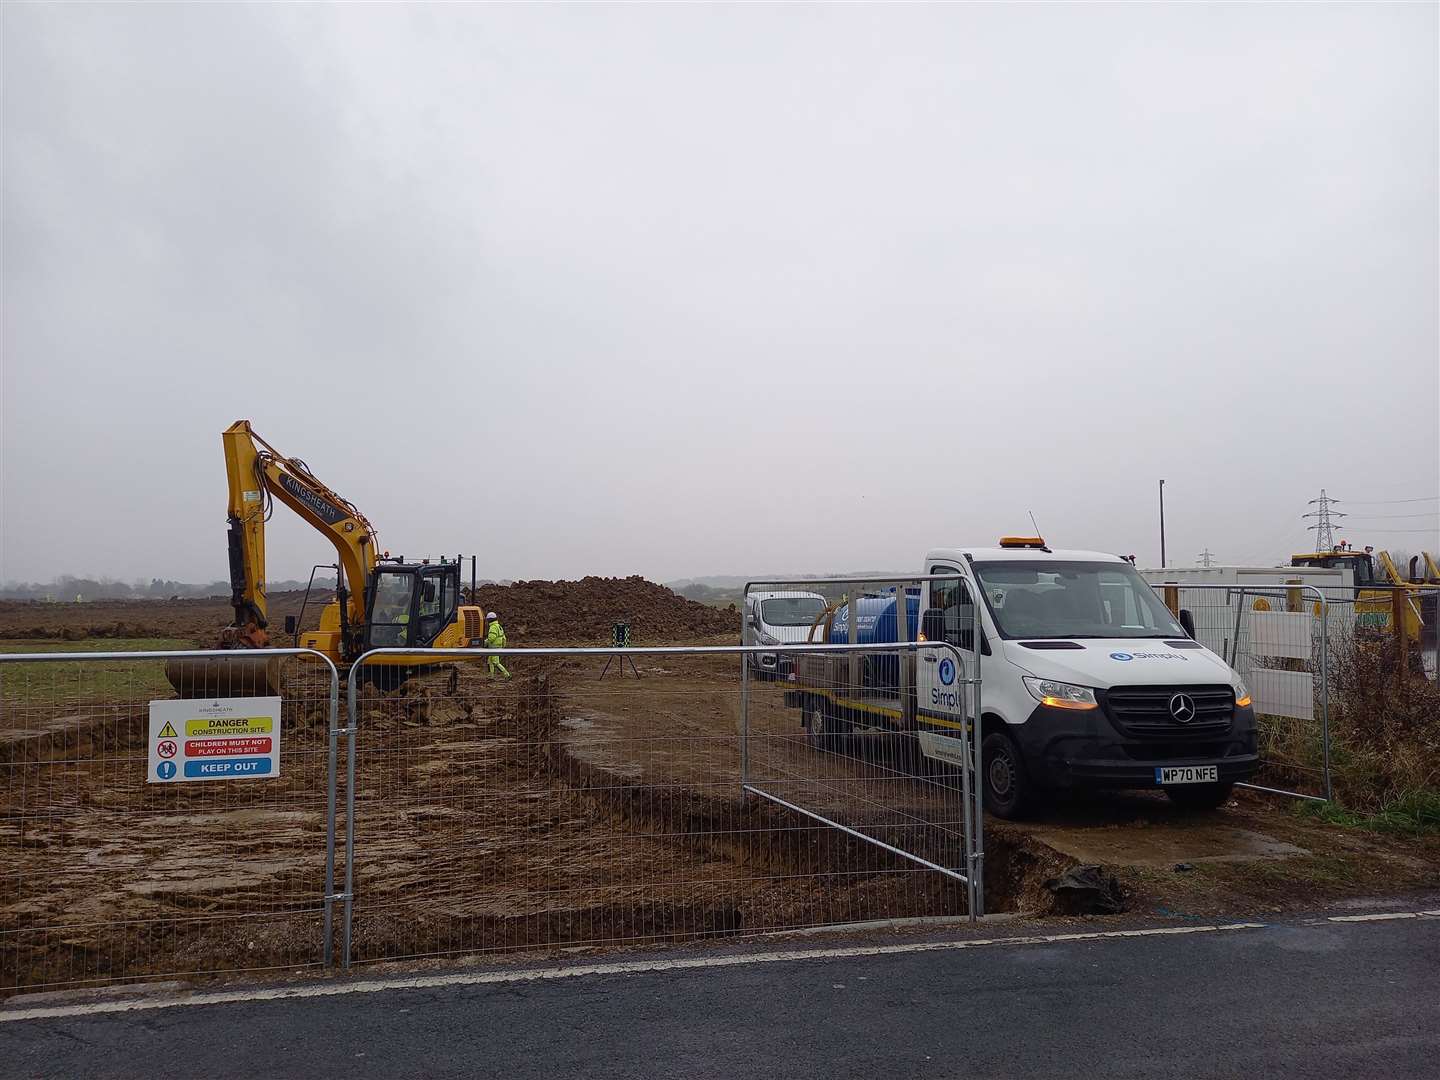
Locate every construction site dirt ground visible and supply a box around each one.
[2,588,1438,997]
[524,653,1440,917]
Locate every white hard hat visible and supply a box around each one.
[487,612,498,620]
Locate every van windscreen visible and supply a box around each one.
[761,597,827,627]
[972,561,1184,640]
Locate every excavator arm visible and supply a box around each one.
[222,420,377,654]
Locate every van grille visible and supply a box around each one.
[1103,684,1234,737]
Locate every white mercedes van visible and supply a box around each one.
[785,538,1258,817]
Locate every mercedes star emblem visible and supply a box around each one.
[1169,693,1196,723]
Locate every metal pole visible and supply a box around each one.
[343,662,360,970]
[739,607,751,791]
[322,659,341,967]
[847,591,859,695]
[353,641,980,662]
[970,587,984,918]
[1159,479,1167,568]
[1392,587,1410,690]
[1317,586,1331,802]
[894,581,909,731]
[743,785,971,887]
[0,646,334,665]
[744,572,977,594]
[1229,588,1246,669]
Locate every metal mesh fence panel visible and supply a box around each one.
[741,577,980,918]
[0,649,338,996]
[1418,586,1440,683]
[1152,583,1331,800]
[1143,579,1440,804]
[741,649,977,920]
[342,641,977,970]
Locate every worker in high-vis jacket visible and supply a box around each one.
[485,612,510,679]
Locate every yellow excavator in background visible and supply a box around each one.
[1289,543,1425,639]
[166,420,487,696]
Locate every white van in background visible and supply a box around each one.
[744,591,827,677]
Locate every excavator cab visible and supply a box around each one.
[1290,550,1382,594]
[364,562,462,649]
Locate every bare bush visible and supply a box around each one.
[1327,636,1440,809]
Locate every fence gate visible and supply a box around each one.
[339,643,980,971]
[0,648,339,995]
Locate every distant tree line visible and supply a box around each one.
[0,575,336,601]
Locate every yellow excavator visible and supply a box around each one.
[166,420,487,696]
[1289,543,1425,639]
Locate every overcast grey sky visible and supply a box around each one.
[3,3,1437,585]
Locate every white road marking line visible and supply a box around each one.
[1328,912,1420,923]
[0,922,1266,1023]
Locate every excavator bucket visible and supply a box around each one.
[165,656,283,698]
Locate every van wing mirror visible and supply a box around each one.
[1178,609,1196,640]
[921,607,946,643]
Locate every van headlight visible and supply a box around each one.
[1234,679,1252,709]
[1023,677,1098,711]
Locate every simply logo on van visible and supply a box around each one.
[931,654,961,710]
[1110,651,1188,662]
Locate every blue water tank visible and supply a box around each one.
[827,591,921,645]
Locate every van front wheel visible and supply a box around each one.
[982,731,1035,820]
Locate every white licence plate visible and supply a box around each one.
[1155,765,1218,785]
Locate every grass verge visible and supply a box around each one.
[1298,790,1440,837]
[0,637,192,710]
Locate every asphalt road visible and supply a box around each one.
[3,913,1437,1079]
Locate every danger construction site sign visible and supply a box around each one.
[147,697,282,783]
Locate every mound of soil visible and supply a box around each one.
[475,575,738,643]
